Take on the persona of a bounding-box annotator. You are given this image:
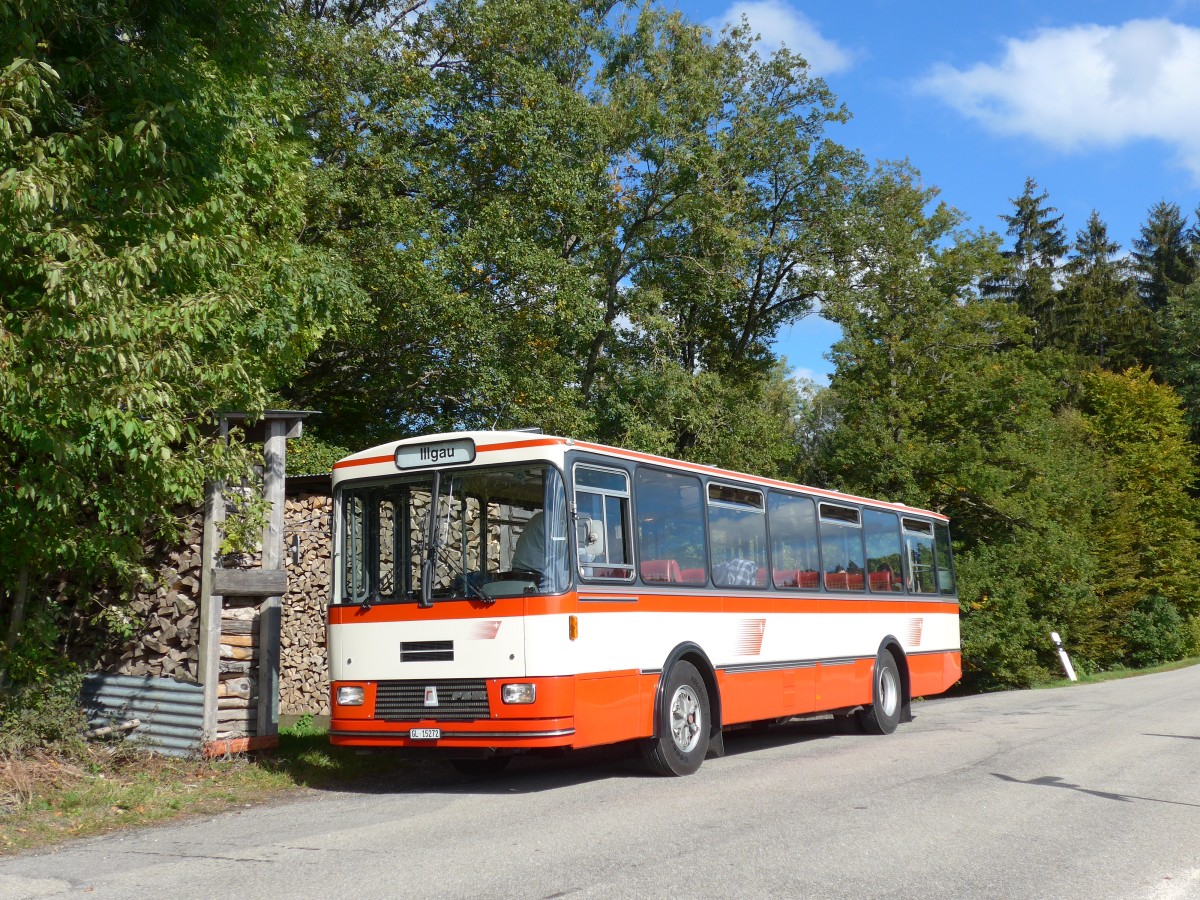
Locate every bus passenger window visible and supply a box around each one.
[819,504,865,591]
[635,468,706,585]
[574,465,634,581]
[708,483,766,588]
[903,518,937,594]
[934,522,956,596]
[769,492,820,590]
[863,509,904,593]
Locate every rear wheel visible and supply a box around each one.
[642,661,710,776]
[449,756,512,777]
[856,649,903,735]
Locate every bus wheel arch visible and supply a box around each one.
[857,639,910,735]
[643,644,724,775]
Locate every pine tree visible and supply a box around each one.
[1131,201,1193,314]
[1163,280,1200,443]
[1058,212,1150,368]
[983,177,1067,348]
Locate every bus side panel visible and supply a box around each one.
[718,665,818,725]
[908,650,962,697]
[816,658,874,710]
[571,670,657,749]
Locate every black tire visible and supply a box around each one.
[641,661,710,776]
[856,649,903,735]
[449,756,512,777]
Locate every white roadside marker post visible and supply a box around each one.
[1051,631,1077,682]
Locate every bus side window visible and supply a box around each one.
[819,504,866,591]
[574,465,634,581]
[934,522,956,596]
[708,483,766,588]
[903,518,937,594]
[863,509,903,593]
[634,468,707,586]
[768,492,819,590]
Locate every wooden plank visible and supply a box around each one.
[212,568,286,597]
[199,478,225,739]
[258,418,287,740]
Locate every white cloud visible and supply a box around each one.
[707,1,854,74]
[787,366,830,387]
[918,19,1200,179]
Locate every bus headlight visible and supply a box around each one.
[337,685,365,706]
[501,683,536,704]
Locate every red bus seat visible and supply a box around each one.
[868,571,892,591]
[826,571,865,590]
[642,559,682,583]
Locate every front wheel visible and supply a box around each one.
[855,649,903,735]
[641,661,710,776]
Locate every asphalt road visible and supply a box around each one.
[3,666,1199,899]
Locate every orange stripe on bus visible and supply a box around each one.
[333,437,569,470]
[332,454,394,469]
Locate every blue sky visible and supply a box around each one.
[673,0,1200,383]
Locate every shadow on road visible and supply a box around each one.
[990,772,1200,808]
[303,715,856,797]
[1144,733,1200,741]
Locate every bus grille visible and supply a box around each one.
[374,679,490,721]
[400,640,454,662]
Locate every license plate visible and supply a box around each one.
[409,728,441,740]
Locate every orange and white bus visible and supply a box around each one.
[328,430,961,776]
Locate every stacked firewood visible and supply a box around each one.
[100,515,205,682]
[280,493,332,716]
[217,602,258,737]
[93,490,335,718]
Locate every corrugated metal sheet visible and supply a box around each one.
[81,673,204,758]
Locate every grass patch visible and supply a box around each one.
[0,723,408,856]
[1033,656,1200,689]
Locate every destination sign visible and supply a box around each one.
[394,438,477,470]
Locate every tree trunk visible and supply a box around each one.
[0,564,31,693]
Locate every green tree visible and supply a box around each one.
[1058,212,1151,369]
[279,0,863,460]
[279,0,614,446]
[1131,200,1193,314]
[0,0,354,687]
[982,177,1067,349]
[817,166,1119,686]
[1162,280,1200,442]
[1081,368,1200,642]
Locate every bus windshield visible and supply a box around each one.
[339,464,568,604]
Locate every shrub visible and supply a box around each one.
[1121,595,1185,668]
[1184,615,1200,658]
[0,669,88,757]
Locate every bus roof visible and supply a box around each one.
[332,430,948,522]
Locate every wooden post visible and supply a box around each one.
[256,418,287,738]
[198,476,225,741]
